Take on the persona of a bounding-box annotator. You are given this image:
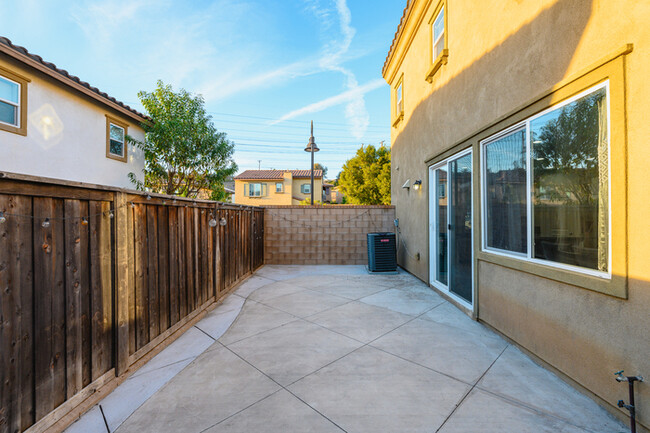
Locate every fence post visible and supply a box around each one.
[114,191,131,376]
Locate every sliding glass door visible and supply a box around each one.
[429,150,473,307]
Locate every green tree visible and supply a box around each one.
[338,144,391,205]
[128,81,237,200]
[313,163,328,178]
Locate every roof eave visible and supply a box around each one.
[382,0,415,79]
[0,42,149,125]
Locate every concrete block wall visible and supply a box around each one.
[263,205,396,265]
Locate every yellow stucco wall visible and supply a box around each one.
[291,177,323,205]
[384,0,650,428]
[234,173,323,206]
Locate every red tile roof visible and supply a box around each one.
[0,36,149,123]
[382,1,413,77]
[234,170,323,180]
[291,170,322,178]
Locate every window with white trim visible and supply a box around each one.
[0,75,20,127]
[432,6,445,62]
[482,82,609,274]
[301,184,311,194]
[396,81,403,115]
[276,182,283,193]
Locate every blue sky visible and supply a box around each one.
[1,0,406,178]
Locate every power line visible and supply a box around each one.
[230,137,386,145]
[219,127,387,140]
[208,111,390,130]
[212,117,389,132]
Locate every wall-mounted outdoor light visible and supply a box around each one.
[413,180,422,191]
[402,179,411,190]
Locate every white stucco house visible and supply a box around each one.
[0,37,147,188]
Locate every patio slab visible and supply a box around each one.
[359,285,445,316]
[307,300,412,343]
[115,345,280,433]
[218,300,297,345]
[288,346,470,433]
[260,289,350,318]
[227,319,362,386]
[66,265,625,433]
[204,389,343,433]
[371,316,508,383]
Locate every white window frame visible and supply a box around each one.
[480,81,611,279]
[432,6,445,62]
[396,81,403,115]
[0,75,21,128]
[275,182,283,193]
[428,148,474,311]
[301,184,311,194]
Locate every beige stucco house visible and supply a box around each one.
[383,0,649,430]
[234,170,323,206]
[0,37,147,188]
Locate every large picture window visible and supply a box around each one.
[481,82,609,275]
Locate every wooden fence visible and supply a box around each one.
[0,174,264,433]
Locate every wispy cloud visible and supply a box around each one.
[276,0,378,139]
[271,79,384,125]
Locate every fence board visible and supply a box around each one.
[168,208,179,326]
[178,208,187,319]
[64,200,82,398]
[134,204,148,351]
[146,205,159,340]
[127,204,136,356]
[89,201,113,381]
[157,206,170,333]
[185,207,195,312]
[33,197,66,419]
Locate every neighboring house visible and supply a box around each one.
[322,182,345,204]
[383,0,649,429]
[0,37,147,188]
[322,182,334,203]
[234,170,323,205]
[224,180,235,203]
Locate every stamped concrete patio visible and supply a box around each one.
[66,265,625,433]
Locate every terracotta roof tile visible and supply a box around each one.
[382,1,413,78]
[0,36,149,122]
[234,170,323,180]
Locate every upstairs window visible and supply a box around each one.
[396,81,403,115]
[393,75,404,127]
[432,6,445,61]
[426,1,448,82]
[246,183,267,197]
[276,182,283,193]
[0,68,28,135]
[301,184,311,194]
[0,76,20,127]
[106,116,128,162]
